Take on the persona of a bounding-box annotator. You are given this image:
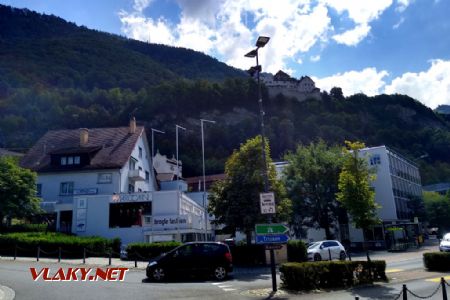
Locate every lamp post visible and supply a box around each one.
[201,119,216,241]
[245,35,278,292]
[175,125,186,180]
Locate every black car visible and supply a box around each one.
[146,242,233,281]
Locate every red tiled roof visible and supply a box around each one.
[20,126,144,172]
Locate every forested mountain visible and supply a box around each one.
[1,5,450,184]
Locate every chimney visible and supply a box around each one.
[80,128,89,146]
[129,117,136,134]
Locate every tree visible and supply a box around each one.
[0,156,41,227]
[423,191,450,233]
[330,87,344,100]
[283,140,343,239]
[208,136,292,244]
[336,141,380,247]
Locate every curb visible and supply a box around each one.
[0,285,15,300]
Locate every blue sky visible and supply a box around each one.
[2,0,450,108]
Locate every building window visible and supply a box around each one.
[370,154,381,165]
[61,157,67,165]
[145,171,150,181]
[129,157,137,170]
[128,184,135,193]
[67,156,74,165]
[109,202,151,228]
[98,173,112,184]
[139,147,143,158]
[36,184,42,197]
[74,156,80,164]
[60,182,74,195]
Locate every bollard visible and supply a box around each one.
[58,247,61,263]
[14,244,17,260]
[402,284,407,300]
[83,248,86,264]
[355,297,359,300]
[328,248,332,261]
[442,277,448,300]
[108,250,112,266]
[37,246,40,262]
[135,258,137,268]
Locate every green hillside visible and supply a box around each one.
[1,5,450,184]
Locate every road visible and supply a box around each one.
[1,251,449,300]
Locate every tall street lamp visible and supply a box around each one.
[201,118,216,241]
[151,128,165,164]
[175,125,186,180]
[245,35,278,292]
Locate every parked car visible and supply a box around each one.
[307,240,347,261]
[439,233,450,252]
[146,242,233,281]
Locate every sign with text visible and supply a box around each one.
[152,215,189,229]
[111,192,152,203]
[260,192,275,214]
[255,224,289,235]
[256,234,289,244]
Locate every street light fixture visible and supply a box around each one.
[245,35,276,292]
[201,119,216,241]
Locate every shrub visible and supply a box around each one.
[287,240,307,262]
[423,252,450,271]
[0,232,120,258]
[229,244,266,266]
[0,224,47,233]
[280,260,387,290]
[126,242,182,260]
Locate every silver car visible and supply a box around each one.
[439,233,450,252]
[307,240,347,261]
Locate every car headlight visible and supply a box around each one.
[148,261,157,267]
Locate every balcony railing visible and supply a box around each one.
[128,169,145,181]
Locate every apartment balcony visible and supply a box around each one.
[128,169,146,181]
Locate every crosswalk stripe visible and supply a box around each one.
[386,268,404,273]
[425,276,450,283]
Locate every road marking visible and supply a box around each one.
[426,276,450,283]
[211,282,222,285]
[386,268,404,273]
[222,288,236,292]
[218,285,232,288]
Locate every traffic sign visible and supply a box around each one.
[256,234,289,244]
[260,192,275,214]
[265,244,283,250]
[255,224,289,235]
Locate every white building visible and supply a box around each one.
[21,119,210,244]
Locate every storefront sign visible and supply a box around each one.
[152,215,189,229]
[111,193,152,203]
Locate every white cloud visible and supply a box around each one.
[314,67,389,96]
[133,0,153,13]
[332,23,371,46]
[385,59,450,108]
[393,17,405,29]
[396,0,413,12]
[310,55,321,62]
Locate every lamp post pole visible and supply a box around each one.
[245,36,277,292]
[201,119,216,241]
[151,128,165,166]
[175,125,186,180]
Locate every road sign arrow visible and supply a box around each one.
[255,224,289,235]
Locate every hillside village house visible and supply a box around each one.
[20,119,209,244]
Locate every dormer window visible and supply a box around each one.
[60,155,81,166]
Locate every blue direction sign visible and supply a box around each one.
[256,234,289,244]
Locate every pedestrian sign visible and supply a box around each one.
[260,192,275,214]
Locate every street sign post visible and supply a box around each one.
[260,192,275,214]
[255,224,289,235]
[256,234,289,244]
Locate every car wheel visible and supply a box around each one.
[339,251,346,261]
[213,266,227,281]
[314,253,321,261]
[152,267,165,281]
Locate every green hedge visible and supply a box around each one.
[423,252,450,271]
[0,224,48,233]
[0,232,120,258]
[126,242,182,260]
[287,240,307,262]
[280,260,387,290]
[229,244,266,266]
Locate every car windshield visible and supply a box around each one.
[308,242,321,249]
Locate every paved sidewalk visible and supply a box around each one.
[349,244,438,263]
